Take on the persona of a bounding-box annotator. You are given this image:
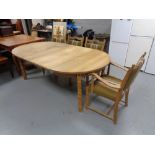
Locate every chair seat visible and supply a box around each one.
[93,75,122,100]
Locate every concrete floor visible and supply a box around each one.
[0,66,155,135]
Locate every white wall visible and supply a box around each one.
[74,19,112,34]
[11,19,17,24]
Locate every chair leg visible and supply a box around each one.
[113,100,119,124]
[9,65,14,78]
[125,89,129,107]
[68,77,73,88]
[100,68,105,76]
[107,64,110,75]
[7,59,14,78]
[18,59,27,80]
[42,68,45,76]
[85,76,90,110]
[113,95,121,124]
[77,75,83,112]
[12,55,21,75]
[85,87,90,110]
[54,74,58,82]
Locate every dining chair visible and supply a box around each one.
[84,37,106,76]
[85,52,146,124]
[52,22,67,43]
[0,54,14,78]
[17,32,45,78]
[67,35,84,46]
[51,22,67,82]
[84,37,106,51]
[65,35,85,87]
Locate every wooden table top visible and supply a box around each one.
[12,42,110,74]
[0,34,45,51]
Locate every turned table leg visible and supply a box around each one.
[18,58,27,80]
[77,75,82,112]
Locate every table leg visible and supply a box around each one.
[12,55,21,75]
[77,75,82,112]
[18,58,27,80]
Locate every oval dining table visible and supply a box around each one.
[12,42,110,112]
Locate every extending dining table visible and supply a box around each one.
[12,42,110,112]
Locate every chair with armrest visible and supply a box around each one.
[85,52,146,124]
[106,52,147,75]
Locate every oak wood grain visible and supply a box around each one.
[12,42,110,75]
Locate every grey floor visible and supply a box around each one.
[0,66,155,135]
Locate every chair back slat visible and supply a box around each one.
[52,37,66,43]
[67,36,84,46]
[52,22,67,43]
[121,52,146,90]
[85,37,106,51]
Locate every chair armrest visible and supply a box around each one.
[91,73,121,89]
[110,61,128,71]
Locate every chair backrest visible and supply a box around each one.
[52,37,66,43]
[67,36,84,46]
[121,52,146,91]
[84,37,106,51]
[52,22,67,43]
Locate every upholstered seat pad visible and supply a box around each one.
[93,75,122,100]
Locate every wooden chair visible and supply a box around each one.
[84,37,106,51]
[19,31,45,77]
[67,35,84,46]
[66,35,84,86]
[0,55,14,78]
[85,52,146,124]
[84,37,107,78]
[85,37,106,76]
[52,22,67,43]
[51,22,67,82]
